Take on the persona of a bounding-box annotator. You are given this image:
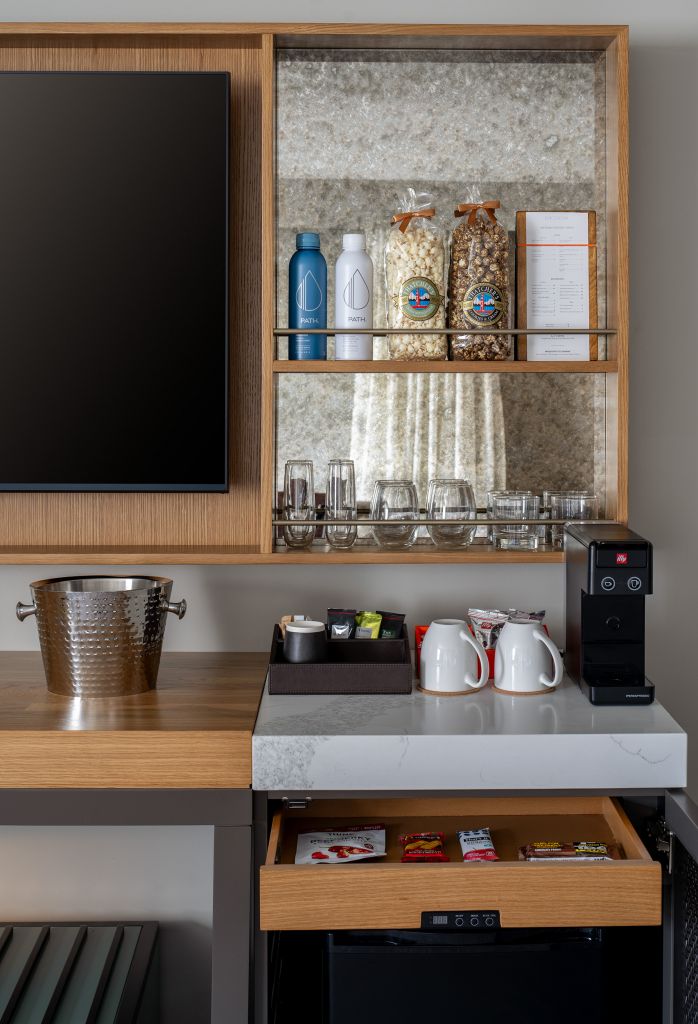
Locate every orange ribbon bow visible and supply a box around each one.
[390,208,436,233]
[454,200,500,226]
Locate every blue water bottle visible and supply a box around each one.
[288,232,327,360]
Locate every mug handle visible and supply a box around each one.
[459,629,490,689]
[534,629,564,688]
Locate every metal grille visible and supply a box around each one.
[675,840,698,1023]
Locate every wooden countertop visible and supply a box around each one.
[0,652,267,789]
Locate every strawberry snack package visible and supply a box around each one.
[295,824,387,864]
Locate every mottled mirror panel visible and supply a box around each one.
[275,48,607,508]
[276,373,606,509]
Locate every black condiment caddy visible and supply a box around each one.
[267,624,412,695]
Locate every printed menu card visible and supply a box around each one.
[516,211,597,360]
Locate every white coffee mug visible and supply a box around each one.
[493,619,563,695]
[419,618,489,696]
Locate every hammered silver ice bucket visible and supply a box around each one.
[16,576,187,697]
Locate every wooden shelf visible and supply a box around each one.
[268,543,564,564]
[0,544,563,565]
[274,360,617,374]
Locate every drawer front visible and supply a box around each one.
[260,796,662,931]
[260,860,660,930]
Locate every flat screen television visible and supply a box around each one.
[0,71,229,491]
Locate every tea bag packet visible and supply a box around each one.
[385,188,447,360]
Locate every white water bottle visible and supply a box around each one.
[334,233,373,360]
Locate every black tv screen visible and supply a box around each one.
[0,71,229,491]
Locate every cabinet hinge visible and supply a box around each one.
[283,797,311,810]
[647,815,675,874]
[656,830,676,875]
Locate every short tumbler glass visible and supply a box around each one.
[283,460,315,549]
[325,459,358,550]
[491,493,541,551]
[371,480,420,549]
[549,492,599,549]
[426,478,477,549]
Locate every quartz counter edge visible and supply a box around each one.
[252,676,687,792]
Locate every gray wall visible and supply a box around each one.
[0,2,695,1021]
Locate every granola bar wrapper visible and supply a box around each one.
[519,841,620,862]
[400,831,450,862]
[295,824,386,864]
[458,827,499,862]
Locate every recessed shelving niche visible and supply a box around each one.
[0,23,627,564]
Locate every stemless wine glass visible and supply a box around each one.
[325,459,358,550]
[283,460,315,549]
[487,488,534,542]
[549,492,599,549]
[426,478,476,548]
[491,492,540,551]
[371,479,420,549]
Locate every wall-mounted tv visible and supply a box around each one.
[0,71,229,491]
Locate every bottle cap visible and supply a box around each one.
[296,231,320,249]
[342,233,366,251]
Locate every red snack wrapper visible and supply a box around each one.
[415,625,429,678]
[400,831,450,862]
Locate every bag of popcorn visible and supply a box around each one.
[385,188,447,360]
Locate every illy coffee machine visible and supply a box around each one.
[565,523,654,705]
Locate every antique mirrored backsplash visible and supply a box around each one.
[275,47,607,510]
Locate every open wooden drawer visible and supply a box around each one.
[260,796,662,930]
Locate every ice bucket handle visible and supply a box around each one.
[16,601,37,622]
[160,598,187,620]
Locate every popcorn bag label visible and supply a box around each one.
[295,824,386,864]
[399,276,441,321]
[463,282,505,326]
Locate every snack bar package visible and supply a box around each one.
[507,609,545,623]
[377,611,406,639]
[295,824,386,864]
[400,831,450,863]
[519,841,619,862]
[458,828,499,862]
[355,611,382,639]
[468,609,509,649]
[415,625,429,678]
[327,608,357,640]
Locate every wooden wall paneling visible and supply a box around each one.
[259,33,275,553]
[604,29,630,522]
[0,32,264,550]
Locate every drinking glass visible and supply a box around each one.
[487,489,534,543]
[325,459,358,550]
[426,478,476,548]
[491,492,540,551]
[371,479,420,549]
[549,492,599,549]
[283,460,315,549]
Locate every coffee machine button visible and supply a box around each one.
[606,615,621,631]
[601,576,616,591]
[627,576,642,591]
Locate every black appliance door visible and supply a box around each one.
[666,790,698,1023]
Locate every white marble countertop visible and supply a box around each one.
[252,677,687,792]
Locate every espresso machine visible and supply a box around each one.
[564,523,654,705]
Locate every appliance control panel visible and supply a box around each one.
[421,910,501,931]
[590,542,652,595]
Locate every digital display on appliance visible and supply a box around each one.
[0,71,229,490]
